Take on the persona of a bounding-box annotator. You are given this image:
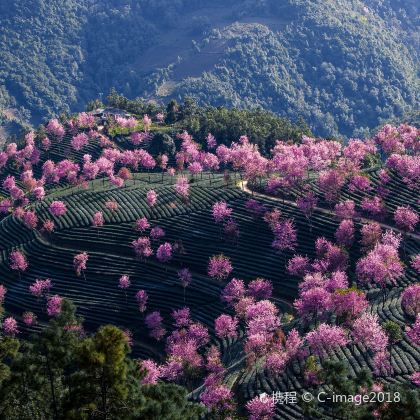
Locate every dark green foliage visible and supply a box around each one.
[378,385,420,420]
[165,99,180,124]
[302,360,420,420]
[150,133,176,157]
[0,299,82,419]
[86,99,105,112]
[383,320,403,343]
[64,324,131,419]
[173,1,418,137]
[0,300,203,420]
[133,383,204,420]
[0,336,19,387]
[177,99,312,154]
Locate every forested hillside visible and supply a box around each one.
[0,0,418,138]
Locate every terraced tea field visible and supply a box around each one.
[0,119,418,419]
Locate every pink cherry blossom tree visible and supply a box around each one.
[92,211,104,236]
[405,315,420,346]
[360,222,382,251]
[156,242,173,263]
[394,206,418,233]
[287,255,311,278]
[246,394,275,420]
[49,201,67,217]
[401,284,420,317]
[145,311,166,341]
[305,323,348,357]
[118,275,130,301]
[132,237,153,260]
[212,200,233,224]
[140,359,162,385]
[352,313,388,353]
[214,314,238,340]
[3,317,19,336]
[331,288,368,323]
[135,217,150,233]
[247,278,273,301]
[9,250,28,280]
[178,268,192,303]
[47,295,63,316]
[175,175,190,202]
[136,289,148,314]
[29,278,52,299]
[208,254,233,281]
[271,219,297,257]
[22,311,36,326]
[297,191,318,231]
[356,242,403,298]
[293,287,331,323]
[335,219,355,248]
[146,190,157,207]
[73,252,88,280]
[221,278,246,306]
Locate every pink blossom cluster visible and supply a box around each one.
[405,315,420,346]
[71,133,89,151]
[401,284,420,317]
[208,254,233,281]
[394,206,418,233]
[150,226,165,241]
[352,313,388,353]
[175,176,189,198]
[206,133,217,149]
[118,275,130,289]
[46,119,65,139]
[214,314,238,339]
[140,359,162,385]
[305,323,348,356]
[9,250,28,272]
[75,112,96,128]
[146,189,157,206]
[115,116,137,129]
[0,285,6,304]
[374,124,419,156]
[356,241,403,289]
[136,289,148,313]
[132,237,153,259]
[135,217,150,232]
[156,242,172,263]
[92,211,104,227]
[47,294,62,316]
[73,252,88,276]
[145,311,166,341]
[246,394,275,420]
[49,200,67,217]
[23,311,36,326]
[3,317,19,335]
[271,219,297,253]
[29,278,52,297]
[105,200,119,211]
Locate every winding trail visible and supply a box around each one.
[239,181,420,242]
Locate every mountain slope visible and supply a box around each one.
[0,0,418,137]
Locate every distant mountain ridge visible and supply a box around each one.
[0,0,418,138]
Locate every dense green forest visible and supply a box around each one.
[104,92,313,154]
[0,300,204,419]
[0,0,418,138]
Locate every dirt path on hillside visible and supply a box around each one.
[239,181,420,242]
